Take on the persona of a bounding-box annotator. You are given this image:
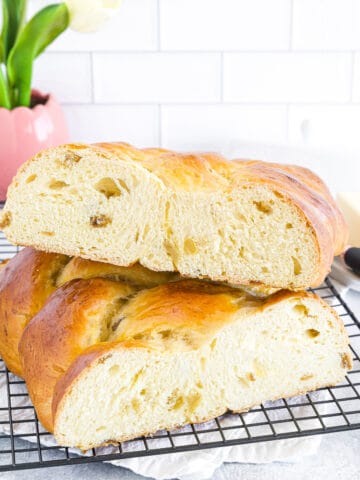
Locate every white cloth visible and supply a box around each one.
[113,404,324,480]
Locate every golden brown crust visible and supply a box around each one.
[0,248,70,376]
[57,256,177,288]
[0,260,9,270]
[0,248,177,377]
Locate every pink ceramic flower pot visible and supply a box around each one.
[0,90,69,201]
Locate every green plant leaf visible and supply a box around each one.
[0,67,11,109]
[0,3,9,63]
[0,0,27,62]
[7,3,69,107]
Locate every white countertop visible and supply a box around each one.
[2,289,360,480]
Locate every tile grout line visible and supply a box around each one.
[158,105,162,146]
[285,104,290,142]
[220,52,225,102]
[59,101,360,107]
[45,49,357,55]
[157,0,161,51]
[349,52,356,103]
[289,0,294,51]
[90,52,95,104]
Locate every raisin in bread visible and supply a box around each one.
[18,277,351,449]
[0,142,348,290]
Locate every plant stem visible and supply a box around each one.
[17,84,31,107]
[0,65,11,109]
[6,72,15,108]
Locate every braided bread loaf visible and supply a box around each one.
[0,142,347,290]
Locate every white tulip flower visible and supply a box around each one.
[64,0,122,33]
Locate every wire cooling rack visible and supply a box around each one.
[0,230,360,471]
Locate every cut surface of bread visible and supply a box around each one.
[0,247,175,376]
[0,142,347,289]
[18,277,351,449]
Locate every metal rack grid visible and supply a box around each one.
[0,232,360,471]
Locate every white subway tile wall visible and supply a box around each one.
[223,53,352,103]
[161,105,287,150]
[292,0,360,51]
[288,105,360,149]
[30,0,360,162]
[159,0,291,51]
[33,53,92,103]
[352,53,360,101]
[62,105,159,146]
[93,53,221,103]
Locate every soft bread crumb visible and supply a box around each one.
[53,296,350,449]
